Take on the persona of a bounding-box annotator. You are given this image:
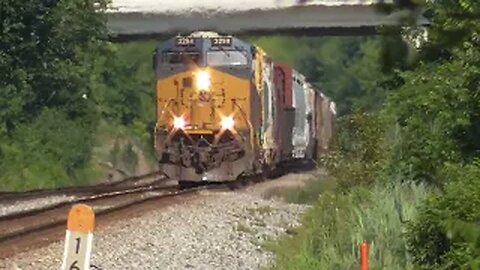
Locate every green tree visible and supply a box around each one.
[385,49,479,183]
[92,42,157,125]
[0,0,110,190]
[386,0,480,268]
[0,0,109,134]
[384,0,480,183]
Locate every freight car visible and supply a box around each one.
[153,32,335,186]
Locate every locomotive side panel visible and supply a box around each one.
[249,81,262,173]
[259,53,278,166]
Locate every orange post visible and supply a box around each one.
[67,204,95,233]
[360,243,369,270]
[61,204,95,270]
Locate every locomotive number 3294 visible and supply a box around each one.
[175,37,195,46]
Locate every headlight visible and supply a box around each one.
[196,70,211,90]
[173,116,186,129]
[221,116,235,130]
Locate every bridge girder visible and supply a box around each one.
[107,4,430,40]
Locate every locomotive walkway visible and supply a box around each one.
[106,0,430,40]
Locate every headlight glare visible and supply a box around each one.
[221,116,235,130]
[196,71,211,90]
[173,116,186,129]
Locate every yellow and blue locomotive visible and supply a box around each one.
[153,32,262,184]
[153,32,336,185]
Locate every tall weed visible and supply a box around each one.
[269,182,428,270]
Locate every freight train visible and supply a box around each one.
[153,32,336,186]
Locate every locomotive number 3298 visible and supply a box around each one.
[211,37,232,46]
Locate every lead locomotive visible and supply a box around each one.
[153,32,336,186]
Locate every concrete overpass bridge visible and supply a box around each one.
[107,0,430,40]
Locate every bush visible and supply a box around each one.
[0,109,96,191]
[269,182,428,270]
[322,112,390,190]
[407,161,480,269]
[385,49,480,185]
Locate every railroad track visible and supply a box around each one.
[0,170,163,203]
[0,172,172,223]
[0,184,206,244]
[0,170,170,239]
[0,170,275,260]
[0,179,170,222]
[0,171,231,259]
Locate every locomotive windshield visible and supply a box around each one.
[206,51,248,66]
[162,51,202,65]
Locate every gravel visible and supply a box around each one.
[1,172,316,270]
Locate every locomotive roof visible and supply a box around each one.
[156,32,253,53]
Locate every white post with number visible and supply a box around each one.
[61,204,95,270]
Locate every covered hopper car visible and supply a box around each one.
[153,32,336,186]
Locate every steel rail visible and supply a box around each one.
[0,178,170,222]
[0,171,163,202]
[0,184,220,244]
[0,185,199,244]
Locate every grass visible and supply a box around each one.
[267,181,430,270]
[247,206,276,215]
[266,175,336,205]
[283,177,336,204]
[236,223,256,235]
